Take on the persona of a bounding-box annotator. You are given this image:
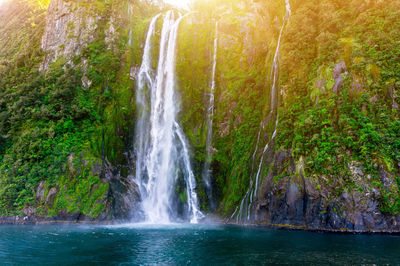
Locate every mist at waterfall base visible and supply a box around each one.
[2,224,400,264]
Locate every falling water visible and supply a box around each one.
[128,3,133,47]
[128,30,133,47]
[202,21,219,209]
[269,0,291,112]
[233,0,291,223]
[135,11,203,224]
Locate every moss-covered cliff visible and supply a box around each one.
[0,0,399,231]
[0,0,158,220]
[176,0,400,231]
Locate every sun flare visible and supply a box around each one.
[164,0,191,9]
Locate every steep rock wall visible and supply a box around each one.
[0,0,156,221]
[233,0,400,232]
[1,0,400,231]
[177,0,400,232]
[252,147,400,232]
[40,0,99,70]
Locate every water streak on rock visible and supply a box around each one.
[234,0,291,223]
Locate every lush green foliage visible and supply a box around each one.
[0,60,102,215]
[177,1,284,214]
[45,154,109,218]
[0,0,158,216]
[0,1,98,214]
[1,0,399,219]
[276,0,400,214]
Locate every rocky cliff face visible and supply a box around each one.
[17,0,142,223]
[178,1,400,233]
[225,0,400,233]
[40,0,99,71]
[1,0,399,231]
[251,146,400,232]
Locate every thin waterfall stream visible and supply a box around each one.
[232,0,291,223]
[202,21,219,210]
[135,11,203,224]
[128,3,133,47]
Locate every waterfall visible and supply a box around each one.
[270,0,291,112]
[128,3,133,47]
[232,0,291,223]
[135,11,203,224]
[128,30,133,47]
[202,21,219,210]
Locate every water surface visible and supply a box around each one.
[1,223,399,264]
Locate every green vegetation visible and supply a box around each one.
[45,153,109,218]
[176,0,286,214]
[177,0,400,217]
[0,0,158,217]
[276,0,400,214]
[0,64,98,215]
[0,0,399,221]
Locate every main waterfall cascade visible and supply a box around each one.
[201,21,219,210]
[231,0,291,223]
[135,11,203,224]
[134,2,290,224]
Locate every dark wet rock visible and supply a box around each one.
[103,160,142,221]
[55,210,83,221]
[250,148,400,232]
[27,150,141,223]
[76,158,142,221]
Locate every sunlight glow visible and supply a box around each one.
[164,0,191,9]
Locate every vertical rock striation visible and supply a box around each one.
[40,0,99,71]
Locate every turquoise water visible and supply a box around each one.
[1,223,400,264]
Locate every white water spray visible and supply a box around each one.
[233,0,291,223]
[135,11,203,224]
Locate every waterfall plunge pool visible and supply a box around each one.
[1,223,400,264]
